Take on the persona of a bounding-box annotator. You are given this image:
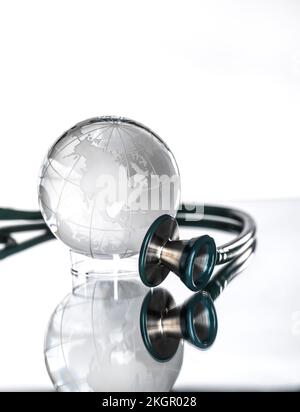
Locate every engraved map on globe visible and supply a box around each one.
[38,117,180,258]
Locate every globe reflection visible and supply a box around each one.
[45,277,183,392]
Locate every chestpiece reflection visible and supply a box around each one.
[140,288,217,362]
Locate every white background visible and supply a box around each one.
[0,0,300,391]
[0,0,300,210]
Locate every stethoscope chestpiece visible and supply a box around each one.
[140,288,218,362]
[139,214,217,291]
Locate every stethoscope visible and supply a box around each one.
[139,204,256,291]
[0,203,256,362]
[139,204,256,361]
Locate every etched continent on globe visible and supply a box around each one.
[38,116,180,258]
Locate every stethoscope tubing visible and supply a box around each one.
[0,203,256,266]
[177,203,256,265]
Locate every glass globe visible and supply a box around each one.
[38,116,180,259]
[45,275,183,392]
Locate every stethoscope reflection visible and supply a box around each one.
[140,241,256,362]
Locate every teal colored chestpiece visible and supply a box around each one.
[140,288,218,362]
[139,214,217,291]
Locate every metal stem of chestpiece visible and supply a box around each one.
[140,288,218,362]
[139,205,256,291]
